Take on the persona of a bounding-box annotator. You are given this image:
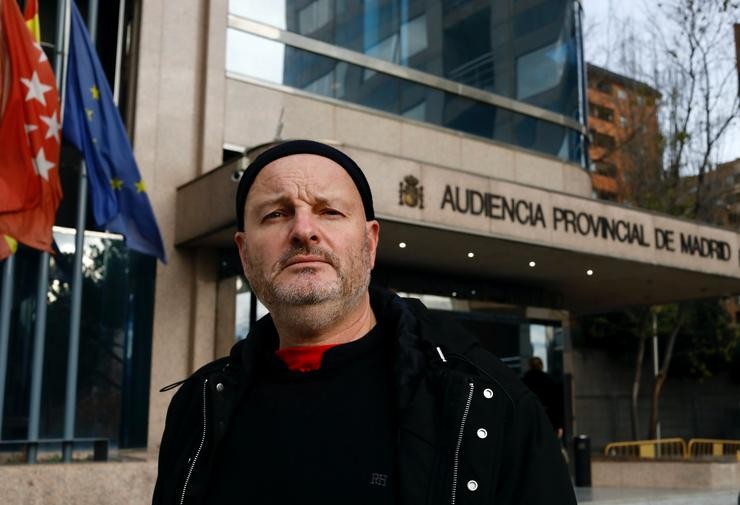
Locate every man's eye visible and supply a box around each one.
[322,208,343,217]
[264,210,285,220]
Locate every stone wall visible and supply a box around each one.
[572,347,740,450]
[592,460,740,489]
[0,459,156,505]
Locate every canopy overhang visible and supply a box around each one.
[175,149,740,314]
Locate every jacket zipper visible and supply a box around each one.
[179,378,209,505]
[451,381,474,505]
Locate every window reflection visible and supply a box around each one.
[516,38,569,100]
[227,30,285,83]
[227,31,575,161]
[226,0,585,163]
[235,276,268,341]
[229,0,287,29]
[228,0,580,118]
[0,228,154,448]
[299,0,332,33]
[396,291,564,376]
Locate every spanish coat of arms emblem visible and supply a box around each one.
[398,175,424,209]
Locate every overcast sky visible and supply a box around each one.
[582,0,740,165]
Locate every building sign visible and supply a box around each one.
[347,146,740,281]
[439,184,732,262]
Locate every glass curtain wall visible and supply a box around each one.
[0,229,155,449]
[227,0,586,164]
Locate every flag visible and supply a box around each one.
[0,0,63,260]
[23,0,39,42]
[0,235,17,258]
[62,2,166,262]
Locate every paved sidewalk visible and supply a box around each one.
[575,487,739,505]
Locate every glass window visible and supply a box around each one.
[298,0,332,33]
[230,0,287,29]
[588,102,614,122]
[594,161,618,178]
[229,0,582,118]
[516,38,569,100]
[402,14,428,59]
[227,30,285,83]
[595,81,611,94]
[235,276,269,340]
[0,229,154,448]
[590,130,615,150]
[235,277,252,339]
[227,30,582,163]
[616,88,627,100]
[402,100,426,121]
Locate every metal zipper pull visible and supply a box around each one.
[436,346,447,363]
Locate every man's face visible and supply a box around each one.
[234,154,379,313]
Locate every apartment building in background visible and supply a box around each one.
[586,63,661,202]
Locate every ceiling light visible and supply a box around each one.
[467,252,475,258]
[528,261,536,267]
[452,291,457,297]
[398,242,407,249]
[586,269,594,276]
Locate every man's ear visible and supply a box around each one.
[366,220,380,268]
[234,231,250,274]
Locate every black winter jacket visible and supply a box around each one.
[152,287,576,505]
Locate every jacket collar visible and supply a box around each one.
[225,285,480,409]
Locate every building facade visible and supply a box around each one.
[586,63,661,202]
[2,1,740,502]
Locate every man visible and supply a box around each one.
[522,356,565,439]
[153,140,576,505]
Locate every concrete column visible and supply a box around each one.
[133,0,231,451]
[189,249,219,371]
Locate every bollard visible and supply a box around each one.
[573,434,592,487]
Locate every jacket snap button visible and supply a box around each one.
[467,480,478,491]
[477,428,488,439]
[216,382,224,392]
[483,388,493,399]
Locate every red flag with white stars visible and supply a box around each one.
[0,0,62,258]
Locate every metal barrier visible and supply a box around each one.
[604,438,687,459]
[687,439,740,460]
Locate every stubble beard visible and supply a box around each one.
[244,236,372,331]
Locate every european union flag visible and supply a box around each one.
[62,2,166,262]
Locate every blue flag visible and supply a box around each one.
[62,3,166,262]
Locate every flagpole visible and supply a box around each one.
[112,0,125,105]
[62,0,96,463]
[0,255,16,441]
[26,251,49,463]
[27,0,71,463]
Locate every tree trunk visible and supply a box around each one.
[648,371,666,439]
[648,304,687,439]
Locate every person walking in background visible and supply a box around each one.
[523,356,565,439]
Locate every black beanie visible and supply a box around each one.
[235,140,375,231]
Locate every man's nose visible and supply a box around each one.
[289,210,319,246]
